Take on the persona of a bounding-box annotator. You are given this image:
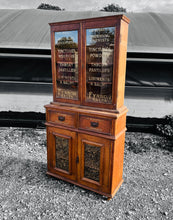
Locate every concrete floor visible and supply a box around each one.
[0,81,172,118]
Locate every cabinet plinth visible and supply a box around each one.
[45,15,129,199]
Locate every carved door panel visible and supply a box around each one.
[77,133,112,193]
[47,126,77,181]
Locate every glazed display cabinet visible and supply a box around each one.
[45,15,130,199]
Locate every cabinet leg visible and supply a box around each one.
[107,197,112,201]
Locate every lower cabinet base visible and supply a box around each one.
[45,105,127,200]
[46,171,123,200]
[107,179,124,200]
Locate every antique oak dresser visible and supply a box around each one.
[45,15,130,199]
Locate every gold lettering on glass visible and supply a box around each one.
[86,27,115,104]
[55,30,79,100]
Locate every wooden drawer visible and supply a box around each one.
[47,109,76,128]
[79,115,112,135]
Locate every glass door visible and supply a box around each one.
[55,30,79,100]
[82,22,117,109]
[51,23,81,104]
[86,27,115,104]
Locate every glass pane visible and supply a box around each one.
[55,30,78,100]
[55,136,69,172]
[86,27,115,104]
[84,144,100,182]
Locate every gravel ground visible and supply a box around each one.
[0,127,172,220]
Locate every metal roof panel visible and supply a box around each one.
[0,9,173,53]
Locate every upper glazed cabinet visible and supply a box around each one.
[50,15,129,110]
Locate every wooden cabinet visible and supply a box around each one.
[45,15,130,199]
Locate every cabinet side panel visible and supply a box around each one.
[50,29,56,102]
[113,112,127,136]
[46,126,54,172]
[111,131,125,194]
[116,21,129,109]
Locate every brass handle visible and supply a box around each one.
[91,121,99,128]
[58,116,65,121]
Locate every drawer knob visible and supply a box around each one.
[91,121,99,128]
[58,116,65,121]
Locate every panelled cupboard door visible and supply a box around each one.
[47,126,77,181]
[77,133,112,193]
